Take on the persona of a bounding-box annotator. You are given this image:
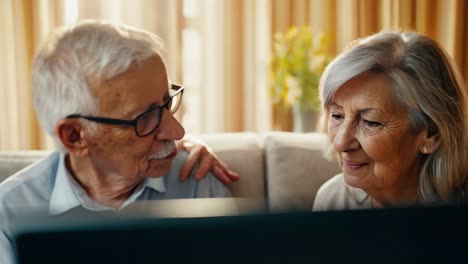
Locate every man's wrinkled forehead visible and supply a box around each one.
[87,55,167,93]
[86,55,169,116]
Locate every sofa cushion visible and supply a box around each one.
[199,133,264,198]
[264,132,341,211]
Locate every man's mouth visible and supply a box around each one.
[148,141,177,160]
[160,149,177,160]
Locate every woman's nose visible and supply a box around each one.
[333,122,359,152]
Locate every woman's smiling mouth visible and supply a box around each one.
[343,160,368,171]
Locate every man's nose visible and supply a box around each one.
[155,110,185,140]
[333,121,359,152]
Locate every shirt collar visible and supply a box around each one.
[48,152,82,215]
[146,178,166,193]
[49,153,167,216]
[346,183,371,206]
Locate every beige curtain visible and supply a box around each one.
[270,0,468,130]
[181,0,271,133]
[213,0,261,132]
[0,0,66,150]
[1,0,466,150]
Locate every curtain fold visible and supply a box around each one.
[221,0,244,132]
[0,0,61,150]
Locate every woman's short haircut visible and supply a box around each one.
[319,31,468,202]
[32,20,164,150]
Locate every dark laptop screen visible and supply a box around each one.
[12,206,468,264]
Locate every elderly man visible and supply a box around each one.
[0,20,239,263]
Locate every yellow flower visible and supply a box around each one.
[286,26,298,41]
[309,54,326,73]
[313,33,327,53]
[284,75,302,106]
[269,26,332,111]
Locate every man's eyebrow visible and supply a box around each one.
[128,103,156,118]
[129,88,171,118]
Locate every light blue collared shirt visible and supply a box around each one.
[0,151,230,264]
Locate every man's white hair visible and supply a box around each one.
[32,20,164,150]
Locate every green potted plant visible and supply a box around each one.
[269,26,331,132]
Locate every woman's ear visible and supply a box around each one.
[55,119,88,157]
[420,125,441,154]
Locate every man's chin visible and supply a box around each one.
[146,174,165,179]
[145,159,173,178]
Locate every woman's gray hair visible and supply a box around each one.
[32,20,164,150]
[319,31,468,202]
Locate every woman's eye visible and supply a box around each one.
[363,119,381,127]
[331,113,343,120]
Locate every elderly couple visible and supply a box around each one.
[1,20,468,263]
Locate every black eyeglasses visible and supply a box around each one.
[66,84,184,137]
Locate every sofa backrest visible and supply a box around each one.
[200,132,341,210]
[263,132,340,211]
[0,151,51,183]
[0,132,340,211]
[198,133,265,199]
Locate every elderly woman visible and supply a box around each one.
[313,31,468,210]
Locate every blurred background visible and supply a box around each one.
[1,0,467,150]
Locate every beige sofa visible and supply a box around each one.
[0,132,341,211]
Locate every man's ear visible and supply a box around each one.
[55,119,89,157]
[420,125,441,154]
